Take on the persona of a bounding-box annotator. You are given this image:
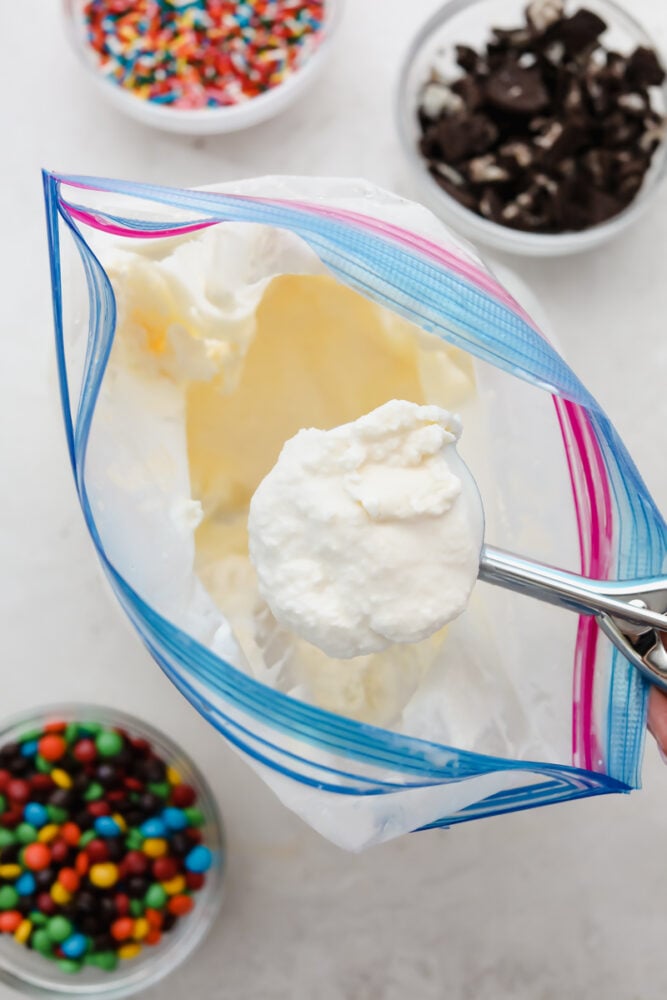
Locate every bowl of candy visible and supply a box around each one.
[0,705,223,998]
[62,0,337,134]
[396,0,667,255]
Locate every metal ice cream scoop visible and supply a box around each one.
[450,447,667,692]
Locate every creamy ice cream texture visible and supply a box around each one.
[248,400,484,659]
[105,223,479,727]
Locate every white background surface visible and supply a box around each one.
[2,1,667,997]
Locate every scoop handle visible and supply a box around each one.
[479,545,667,634]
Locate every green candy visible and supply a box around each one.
[57,958,82,974]
[0,886,19,910]
[125,831,144,851]
[184,807,205,827]
[78,830,96,848]
[84,782,104,802]
[0,828,14,849]
[31,928,54,956]
[16,823,37,845]
[144,884,167,909]
[129,899,145,917]
[35,754,53,774]
[79,722,102,736]
[30,911,48,927]
[46,805,68,824]
[0,795,5,813]
[47,915,73,943]
[64,722,80,743]
[147,781,170,799]
[19,727,42,743]
[85,951,118,972]
[95,729,124,758]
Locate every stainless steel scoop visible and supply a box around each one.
[479,546,667,691]
[449,445,667,692]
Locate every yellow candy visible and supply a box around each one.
[142,838,167,859]
[132,918,150,941]
[161,875,186,896]
[51,769,72,789]
[112,813,127,833]
[14,920,32,945]
[166,765,182,785]
[118,942,142,960]
[0,865,21,880]
[37,824,60,844]
[50,883,71,905]
[89,863,119,889]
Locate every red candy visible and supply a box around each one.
[73,739,97,764]
[124,777,143,792]
[152,857,177,882]
[145,928,162,946]
[7,779,30,804]
[37,892,57,915]
[38,734,67,762]
[0,807,24,828]
[30,774,54,793]
[0,770,11,792]
[24,843,51,871]
[85,839,109,864]
[185,872,205,891]
[114,892,130,916]
[87,801,111,817]
[50,840,70,864]
[171,784,196,808]
[121,851,148,877]
[0,911,23,933]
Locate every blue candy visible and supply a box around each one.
[94,816,121,838]
[185,845,212,873]
[15,873,36,896]
[61,933,88,959]
[23,802,48,829]
[162,808,187,831]
[139,817,166,839]
[20,741,38,758]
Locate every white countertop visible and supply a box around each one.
[3,2,667,997]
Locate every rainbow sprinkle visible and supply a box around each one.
[82,0,326,109]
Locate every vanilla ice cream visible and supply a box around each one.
[248,401,484,658]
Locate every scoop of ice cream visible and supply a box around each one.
[248,400,484,659]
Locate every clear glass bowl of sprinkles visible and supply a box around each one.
[62,0,339,134]
[0,704,224,998]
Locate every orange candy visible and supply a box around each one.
[167,894,193,917]
[60,822,81,846]
[75,852,90,877]
[23,843,51,871]
[110,917,134,942]
[145,928,162,946]
[58,868,80,893]
[37,734,67,762]
[145,908,163,930]
[0,911,23,934]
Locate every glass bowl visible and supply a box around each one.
[0,704,224,998]
[62,0,339,135]
[396,0,667,256]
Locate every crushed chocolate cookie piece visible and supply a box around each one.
[486,65,550,114]
[627,46,666,88]
[414,0,666,234]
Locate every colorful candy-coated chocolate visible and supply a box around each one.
[0,718,212,975]
[184,845,212,873]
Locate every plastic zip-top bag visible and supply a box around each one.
[44,172,667,850]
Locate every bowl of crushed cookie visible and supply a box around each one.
[397,0,667,255]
